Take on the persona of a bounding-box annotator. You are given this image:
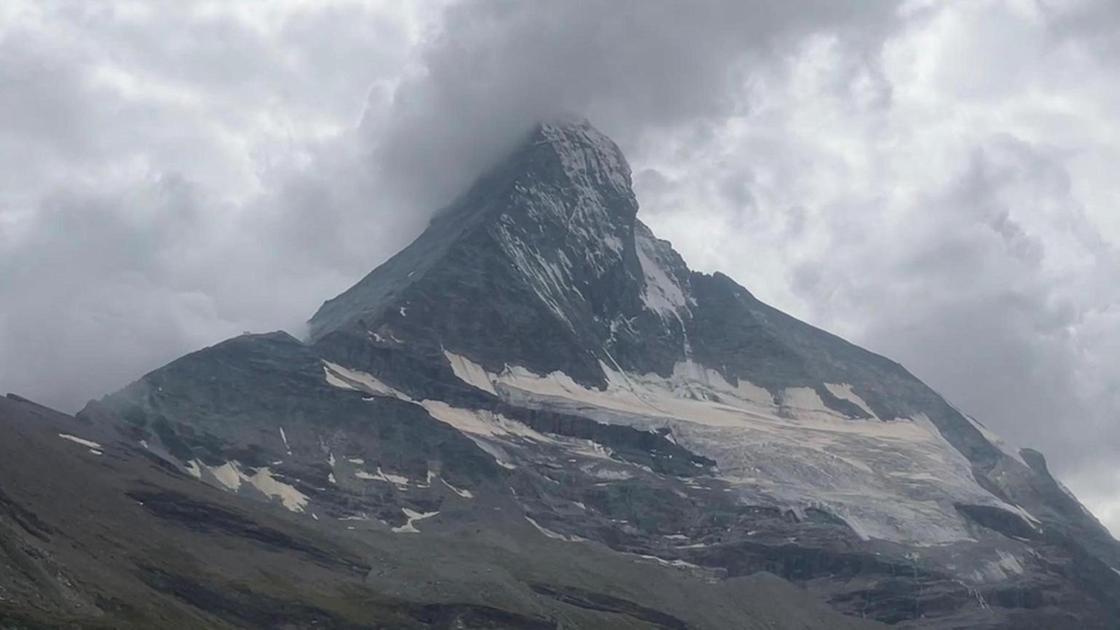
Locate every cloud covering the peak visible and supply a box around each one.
[0,0,1117,535]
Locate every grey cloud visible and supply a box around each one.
[0,2,427,411]
[789,133,1120,525]
[372,0,898,212]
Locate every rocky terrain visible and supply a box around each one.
[2,119,1118,629]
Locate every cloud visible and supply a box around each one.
[0,1,436,410]
[372,0,898,211]
[631,0,1120,534]
[0,0,1116,535]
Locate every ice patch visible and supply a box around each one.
[58,433,101,450]
[392,508,438,534]
[444,351,498,395]
[185,460,202,479]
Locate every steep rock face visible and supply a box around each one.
[37,119,1120,628]
[301,119,1120,627]
[309,120,645,387]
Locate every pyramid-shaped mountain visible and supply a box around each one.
[2,120,1118,629]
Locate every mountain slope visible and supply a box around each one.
[303,119,1120,627]
[1,394,880,629]
[4,119,1118,629]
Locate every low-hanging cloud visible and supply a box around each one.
[0,0,1117,534]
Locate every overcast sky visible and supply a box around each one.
[1,0,1116,535]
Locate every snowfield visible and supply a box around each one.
[432,352,1037,547]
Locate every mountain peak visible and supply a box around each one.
[308,119,642,352]
[531,117,633,200]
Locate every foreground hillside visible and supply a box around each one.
[0,393,880,629]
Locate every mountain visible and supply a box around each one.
[3,119,1119,629]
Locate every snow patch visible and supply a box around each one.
[392,508,438,534]
[420,400,559,470]
[58,433,101,450]
[823,383,877,418]
[963,413,1027,466]
[633,553,701,570]
[354,466,410,487]
[209,462,243,491]
[444,351,498,395]
[780,387,834,420]
[996,550,1024,575]
[481,359,1015,546]
[323,361,411,400]
[525,516,585,542]
[420,400,552,442]
[376,467,410,486]
[279,427,292,454]
[441,477,474,499]
[636,230,688,320]
[190,459,308,513]
[244,467,309,513]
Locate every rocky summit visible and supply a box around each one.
[3,119,1119,629]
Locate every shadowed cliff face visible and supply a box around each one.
[3,120,1116,629]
